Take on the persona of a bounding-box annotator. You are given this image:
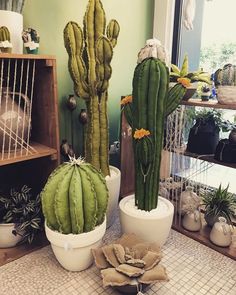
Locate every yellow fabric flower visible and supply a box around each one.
[177,77,191,88]
[120,95,133,105]
[134,128,151,140]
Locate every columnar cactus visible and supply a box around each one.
[63,0,120,177]
[122,58,187,211]
[41,158,109,234]
[214,64,236,86]
[0,26,10,42]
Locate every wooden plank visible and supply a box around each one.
[0,142,57,166]
[0,53,56,60]
[0,232,49,266]
[181,98,236,110]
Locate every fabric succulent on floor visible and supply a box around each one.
[92,233,169,289]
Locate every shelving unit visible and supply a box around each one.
[0,54,60,263]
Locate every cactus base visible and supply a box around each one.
[45,218,106,271]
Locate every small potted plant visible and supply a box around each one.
[170,54,210,100]
[201,84,211,101]
[0,26,12,53]
[22,28,40,54]
[41,157,109,271]
[0,185,43,248]
[202,184,236,227]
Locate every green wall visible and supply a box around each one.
[23,0,154,155]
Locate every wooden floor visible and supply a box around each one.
[0,232,49,267]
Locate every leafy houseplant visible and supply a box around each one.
[41,157,109,271]
[202,185,236,227]
[63,0,120,177]
[0,185,43,245]
[22,28,40,54]
[121,57,188,211]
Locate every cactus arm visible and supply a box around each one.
[99,91,110,176]
[64,22,89,99]
[54,167,74,234]
[106,19,120,48]
[165,83,186,116]
[78,167,97,232]
[41,163,70,231]
[69,167,84,234]
[81,164,108,225]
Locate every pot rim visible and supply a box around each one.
[106,165,121,181]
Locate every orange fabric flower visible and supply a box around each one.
[134,128,151,140]
[177,77,191,88]
[121,95,133,105]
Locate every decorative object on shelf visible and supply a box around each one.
[41,157,109,271]
[0,85,31,152]
[0,185,43,247]
[60,139,74,161]
[178,186,201,216]
[202,184,236,227]
[0,0,25,53]
[186,109,223,154]
[120,39,188,245]
[92,233,169,294]
[63,0,120,177]
[170,55,210,101]
[214,64,236,105]
[182,209,202,232]
[63,0,121,228]
[22,28,40,54]
[0,26,12,53]
[209,217,232,247]
[201,84,211,101]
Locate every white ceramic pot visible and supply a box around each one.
[0,223,23,248]
[0,10,23,53]
[105,166,121,228]
[45,218,106,272]
[119,195,174,247]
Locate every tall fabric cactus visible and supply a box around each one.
[63,0,120,177]
[0,26,10,42]
[122,57,188,211]
[41,158,109,234]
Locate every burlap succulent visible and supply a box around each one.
[92,233,169,290]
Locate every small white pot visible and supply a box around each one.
[105,165,121,228]
[0,223,23,248]
[45,218,106,272]
[0,10,23,54]
[119,195,174,247]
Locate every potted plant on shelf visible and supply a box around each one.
[63,0,121,228]
[0,26,12,53]
[22,28,40,54]
[0,0,25,53]
[202,184,236,227]
[41,157,109,271]
[201,84,211,101]
[119,46,188,247]
[214,63,236,105]
[0,185,43,248]
[170,54,210,100]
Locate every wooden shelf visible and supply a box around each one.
[0,232,49,267]
[0,142,58,166]
[181,98,236,110]
[172,216,236,261]
[0,53,56,60]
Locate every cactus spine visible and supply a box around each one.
[122,58,186,211]
[41,159,109,234]
[64,0,120,177]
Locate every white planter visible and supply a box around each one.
[217,86,236,105]
[0,223,23,248]
[0,10,23,54]
[105,165,121,228]
[119,195,174,247]
[45,218,106,272]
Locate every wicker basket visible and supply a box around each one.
[217,86,236,105]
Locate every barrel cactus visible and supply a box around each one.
[63,0,120,177]
[0,26,12,53]
[122,57,188,211]
[41,157,109,234]
[214,64,236,86]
